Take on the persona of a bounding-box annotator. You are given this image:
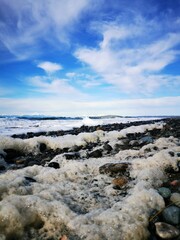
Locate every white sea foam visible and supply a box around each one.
[0,116,162,136]
[0,122,179,239]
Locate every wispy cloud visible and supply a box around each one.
[0,96,179,116]
[37,61,62,73]
[28,76,85,98]
[0,0,90,61]
[75,17,180,95]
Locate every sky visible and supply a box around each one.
[0,0,180,116]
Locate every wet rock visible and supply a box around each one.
[15,158,26,165]
[48,162,60,169]
[99,162,130,176]
[24,176,36,183]
[162,206,180,225]
[103,143,113,152]
[158,187,171,199]
[89,149,102,158]
[39,143,47,152]
[4,148,23,163]
[27,160,41,166]
[112,177,128,187]
[64,152,80,160]
[139,136,153,145]
[170,193,180,207]
[155,222,180,239]
[168,151,175,157]
[0,165,6,171]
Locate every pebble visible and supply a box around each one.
[112,177,128,187]
[158,187,171,199]
[162,206,180,225]
[155,222,180,239]
[170,193,180,207]
[99,163,129,176]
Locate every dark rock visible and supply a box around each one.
[158,187,171,199]
[89,149,102,158]
[4,148,23,163]
[168,151,175,157]
[27,160,41,166]
[0,165,6,171]
[48,162,60,169]
[162,206,180,225]
[24,176,36,183]
[99,162,130,176]
[39,143,47,152]
[112,177,128,187]
[155,222,180,239]
[103,143,113,152]
[64,152,80,160]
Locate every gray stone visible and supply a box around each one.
[162,206,180,225]
[158,187,171,199]
[139,136,153,145]
[155,222,180,239]
[99,162,130,176]
[170,193,180,207]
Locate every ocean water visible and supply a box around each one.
[0,116,179,240]
[0,115,162,136]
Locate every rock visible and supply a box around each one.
[103,143,113,152]
[139,136,153,145]
[24,176,36,183]
[112,177,128,187]
[89,149,102,158]
[158,187,171,199]
[168,151,175,157]
[155,222,180,239]
[15,158,26,165]
[0,165,6,171]
[162,206,180,225]
[48,162,60,169]
[4,148,23,163]
[39,143,47,152]
[170,193,180,207]
[64,152,80,160]
[99,163,129,176]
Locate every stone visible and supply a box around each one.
[89,149,102,158]
[39,143,47,152]
[99,163,129,176]
[139,136,153,145]
[112,177,128,187]
[155,222,180,239]
[162,206,180,225]
[4,148,23,163]
[48,162,60,169]
[158,187,171,199]
[170,193,180,207]
[103,143,113,152]
[0,165,6,171]
[64,152,80,160]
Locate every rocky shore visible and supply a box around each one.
[0,117,179,240]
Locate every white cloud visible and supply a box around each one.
[0,0,90,61]
[75,20,180,95]
[28,76,85,98]
[0,96,179,116]
[37,61,62,73]
[66,72,76,78]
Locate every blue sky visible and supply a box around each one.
[0,0,180,116]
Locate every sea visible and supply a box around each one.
[0,115,179,240]
[0,115,163,136]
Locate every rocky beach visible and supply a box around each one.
[0,117,179,240]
